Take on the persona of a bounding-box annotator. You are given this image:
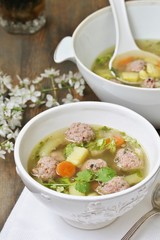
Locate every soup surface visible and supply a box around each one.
[92,40,160,88]
[28,122,147,196]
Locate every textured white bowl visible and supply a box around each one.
[14,102,160,230]
[54,0,160,128]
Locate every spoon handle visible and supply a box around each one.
[121,208,159,240]
[109,0,138,54]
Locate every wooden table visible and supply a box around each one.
[0,0,110,230]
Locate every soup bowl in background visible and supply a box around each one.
[14,101,160,230]
[54,0,160,128]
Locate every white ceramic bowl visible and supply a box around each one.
[54,0,160,128]
[14,102,160,230]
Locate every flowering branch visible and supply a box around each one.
[0,68,86,159]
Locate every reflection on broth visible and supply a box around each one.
[28,123,148,196]
[92,40,160,88]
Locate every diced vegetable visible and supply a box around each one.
[69,184,85,196]
[139,70,148,80]
[117,56,135,67]
[56,161,76,177]
[66,146,89,166]
[95,69,113,79]
[121,72,139,82]
[113,135,125,147]
[124,173,143,185]
[146,63,160,77]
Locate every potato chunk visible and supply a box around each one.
[66,146,89,167]
[121,72,139,82]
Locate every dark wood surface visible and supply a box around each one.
[0,0,110,230]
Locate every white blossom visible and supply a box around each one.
[62,93,79,104]
[4,141,14,153]
[0,73,12,94]
[32,76,43,84]
[45,94,59,108]
[17,75,31,86]
[41,68,60,78]
[29,85,41,103]
[7,128,19,140]
[0,68,86,159]
[0,148,6,159]
[0,123,11,138]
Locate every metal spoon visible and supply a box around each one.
[108,0,160,85]
[121,183,160,240]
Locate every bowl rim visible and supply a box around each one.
[14,101,160,201]
[72,0,160,91]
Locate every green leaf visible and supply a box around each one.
[75,169,94,182]
[58,177,71,184]
[75,181,90,194]
[95,167,116,183]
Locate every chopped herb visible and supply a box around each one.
[74,170,94,194]
[75,181,90,194]
[75,169,94,182]
[101,126,111,131]
[58,177,71,184]
[42,177,71,193]
[95,167,116,182]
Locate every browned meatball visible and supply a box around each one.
[95,176,129,195]
[32,156,59,182]
[114,148,144,171]
[65,122,95,144]
[81,158,107,172]
[126,60,145,72]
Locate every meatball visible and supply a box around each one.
[65,122,95,144]
[114,148,143,171]
[142,77,156,88]
[81,158,107,172]
[32,156,59,182]
[126,60,145,72]
[95,176,129,195]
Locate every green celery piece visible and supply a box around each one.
[64,143,77,157]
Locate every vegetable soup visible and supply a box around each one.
[28,122,148,196]
[92,40,160,88]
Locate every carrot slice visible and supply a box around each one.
[117,56,135,67]
[113,135,125,147]
[56,161,76,178]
